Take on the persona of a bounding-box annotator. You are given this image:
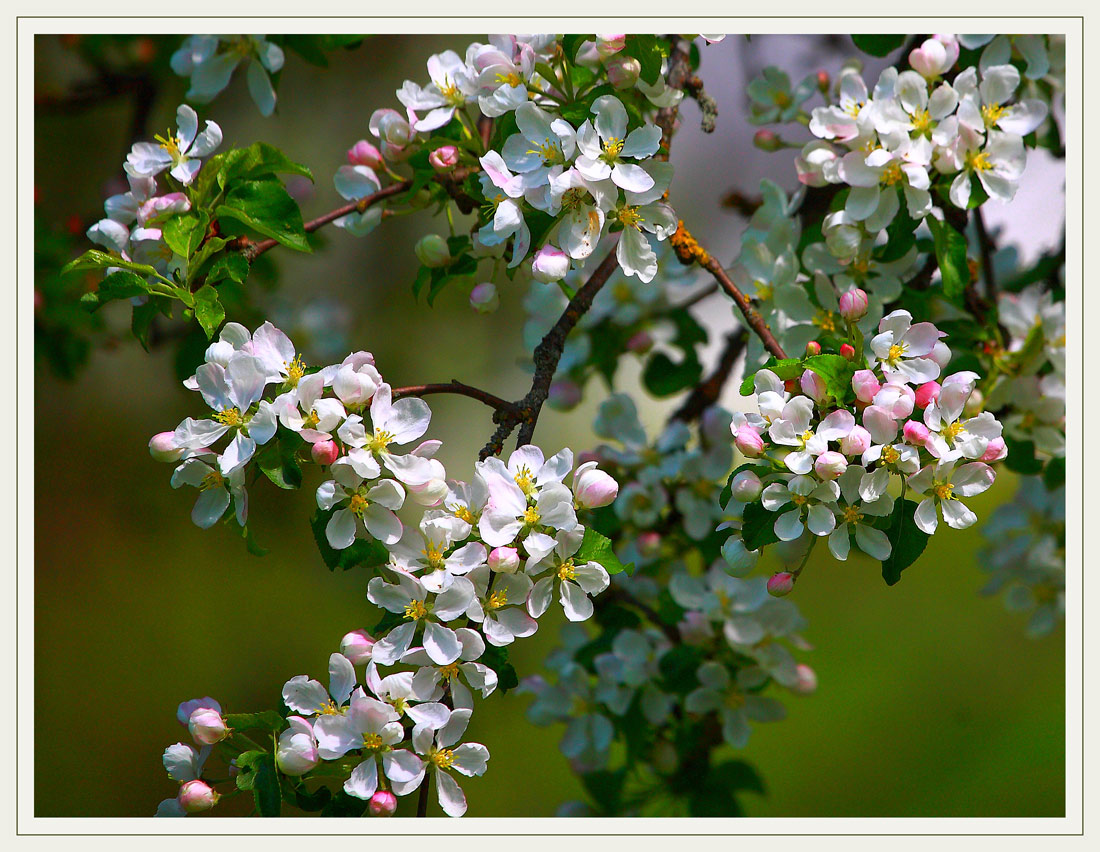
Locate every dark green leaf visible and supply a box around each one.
[216,179,310,253]
[207,253,250,286]
[62,249,162,280]
[219,141,314,187]
[851,34,907,56]
[880,498,931,585]
[479,644,519,692]
[192,284,224,339]
[1003,436,1044,475]
[225,711,287,734]
[624,34,668,86]
[80,270,152,312]
[642,350,703,397]
[658,644,705,695]
[803,353,857,405]
[926,216,970,306]
[162,212,209,259]
[310,508,390,572]
[740,357,803,395]
[580,768,627,815]
[1043,456,1065,490]
[741,501,783,551]
[256,433,304,490]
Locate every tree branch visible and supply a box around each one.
[671,328,749,423]
[973,206,998,303]
[391,381,520,415]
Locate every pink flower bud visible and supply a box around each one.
[767,572,795,597]
[902,420,930,445]
[753,129,781,152]
[980,436,1007,462]
[605,55,641,89]
[914,381,941,409]
[488,546,521,574]
[784,378,798,394]
[415,235,451,268]
[840,343,857,361]
[730,470,763,501]
[874,382,916,419]
[814,451,847,480]
[963,388,985,418]
[179,780,220,814]
[369,789,398,817]
[838,288,869,321]
[793,663,818,695]
[800,369,827,403]
[626,330,654,353]
[804,340,822,356]
[816,70,830,93]
[839,425,871,456]
[531,245,570,283]
[188,708,229,745]
[149,431,184,463]
[340,629,375,665]
[637,531,662,558]
[548,379,581,409]
[734,425,765,458]
[469,282,499,314]
[311,440,339,466]
[852,370,881,403]
[429,145,459,172]
[595,34,627,58]
[574,462,620,509]
[347,139,383,169]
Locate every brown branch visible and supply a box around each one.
[670,221,788,360]
[655,35,693,162]
[671,328,749,423]
[478,243,621,460]
[226,180,413,262]
[973,206,998,303]
[391,381,520,415]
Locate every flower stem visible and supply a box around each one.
[416,770,431,817]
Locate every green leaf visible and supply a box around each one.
[658,644,705,695]
[225,711,287,734]
[130,299,160,350]
[62,249,163,280]
[162,212,209,260]
[642,350,703,397]
[740,357,803,396]
[851,34,907,56]
[236,751,281,817]
[1003,436,1044,475]
[876,195,918,262]
[574,526,632,576]
[880,498,931,585]
[580,768,627,816]
[206,253,250,286]
[624,34,668,86]
[310,508,390,572]
[803,353,857,405]
[80,269,154,313]
[219,141,313,187]
[256,433,303,490]
[1043,456,1065,490]
[216,179,311,253]
[479,644,519,693]
[741,501,783,551]
[926,216,970,306]
[242,523,269,557]
[192,284,224,339]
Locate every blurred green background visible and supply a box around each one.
[33,33,1064,818]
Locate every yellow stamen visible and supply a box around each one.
[487,590,508,610]
[942,420,965,443]
[522,506,540,525]
[513,465,535,495]
[214,407,244,427]
[879,161,905,187]
[887,343,906,362]
[911,109,933,135]
[317,699,341,716]
[422,543,446,570]
[967,150,992,172]
[602,136,625,159]
[617,206,644,230]
[842,505,864,525]
[362,733,384,750]
[557,559,577,581]
[404,599,428,621]
[348,493,369,516]
[981,103,1006,129]
[791,494,810,507]
[368,429,395,453]
[812,310,837,333]
[199,470,224,491]
[933,482,954,501]
[881,445,901,465]
[438,662,461,680]
[454,505,475,524]
[285,355,306,386]
[430,747,455,769]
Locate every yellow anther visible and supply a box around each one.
[881,445,901,465]
[285,355,306,386]
[942,421,965,443]
[214,407,244,427]
[724,690,747,709]
[154,131,182,159]
[495,71,522,88]
[800,429,815,443]
[404,599,428,621]
[602,136,625,158]
[487,590,508,610]
[454,505,475,524]
[887,343,906,362]
[933,482,955,501]
[430,748,455,769]
[513,465,535,495]
[791,494,810,507]
[617,205,644,230]
[557,559,577,581]
[362,733,384,750]
[422,543,446,570]
[348,493,369,516]
[981,103,1006,129]
[879,161,905,187]
[199,470,224,491]
[368,429,395,453]
[842,505,864,525]
[438,662,461,680]
[522,506,540,525]
[318,699,341,716]
[526,138,564,165]
[967,150,992,172]
[812,310,837,333]
[302,409,320,430]
[911,108,933,135]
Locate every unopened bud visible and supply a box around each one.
[469,282,499,313]
[573,462,620,509]
[626,330,654,354]
[902,420,930,445]
[838,287,869,321]
[839,425,871,456]
[840,343,857,361]
[369,789,398,817]
[767,572,795,597]
[531,245,571,283]
[800,369,827,403]
[637,531,662,558]
[914,381,941,409]
[179,780,220,814]
[963,388,985,418]
[816,70,831,93]
[595,34,627,58]
[429,145,459,172]
[730,470,763,501]
[547,379,581,409]
[793,663,818,695]
[804,340,822,356]
[980,436,1007,462]
[149,431,184,463]
[488,546,521,574]
[415,235,451,268]
[852,370,881,403]
[340,629,375,665]
[347,140,383,169]
[734,424,765,458]
[753,129,782,152]
[311,440,339,466]
[188,708,229,745]
[814,451,847,480]
[605,55,641,89]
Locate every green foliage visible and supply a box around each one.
[256,432,304,489]
[741,501,784,551]
[575,526,633,576]
[642,308,707,397]
[623,35,669,85]
[1003,436,1045,475]
[851,34,907,56]
[79,270,151,311]
[216,179,311,253]
[310,508,390,572]
[226,711,287,734]
[236,750,282,817]
[479,643,520,693]
[162,211,209,260]
[411,236,479,305]
[927,216,970,306]
[803,353,857,406]
[658,644,705,695]
[206,253,251,286]
[881,498,931,585]
[740,357,803,395]
[192,284,225,338]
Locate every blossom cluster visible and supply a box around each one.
[333,34,682,283]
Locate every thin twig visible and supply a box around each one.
[973,206,998,303]
[392,381,520,415]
